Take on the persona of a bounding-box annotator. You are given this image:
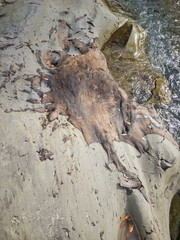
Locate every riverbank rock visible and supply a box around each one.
[0,0,179,240]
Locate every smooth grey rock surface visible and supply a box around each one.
[0,110,125,240]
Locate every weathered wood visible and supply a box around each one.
[34,38,177,175]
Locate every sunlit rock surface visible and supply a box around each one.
[0,0,179,240]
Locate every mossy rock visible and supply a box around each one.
[147,77,171,106]
[169,193,180,240]
[102,21,171,105]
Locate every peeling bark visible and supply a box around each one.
[34,38,177,175]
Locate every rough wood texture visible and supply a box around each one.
[36,39,177,173]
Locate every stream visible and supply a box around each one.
[104,0,180,144]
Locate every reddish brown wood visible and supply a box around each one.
[35,39,177,173]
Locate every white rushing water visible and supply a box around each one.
[116,0,180,144]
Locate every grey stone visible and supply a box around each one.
[0,0,179,240]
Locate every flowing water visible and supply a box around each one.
[104,0,180,144]
[103,1,180,239]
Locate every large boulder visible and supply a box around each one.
[0,0,179,239]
